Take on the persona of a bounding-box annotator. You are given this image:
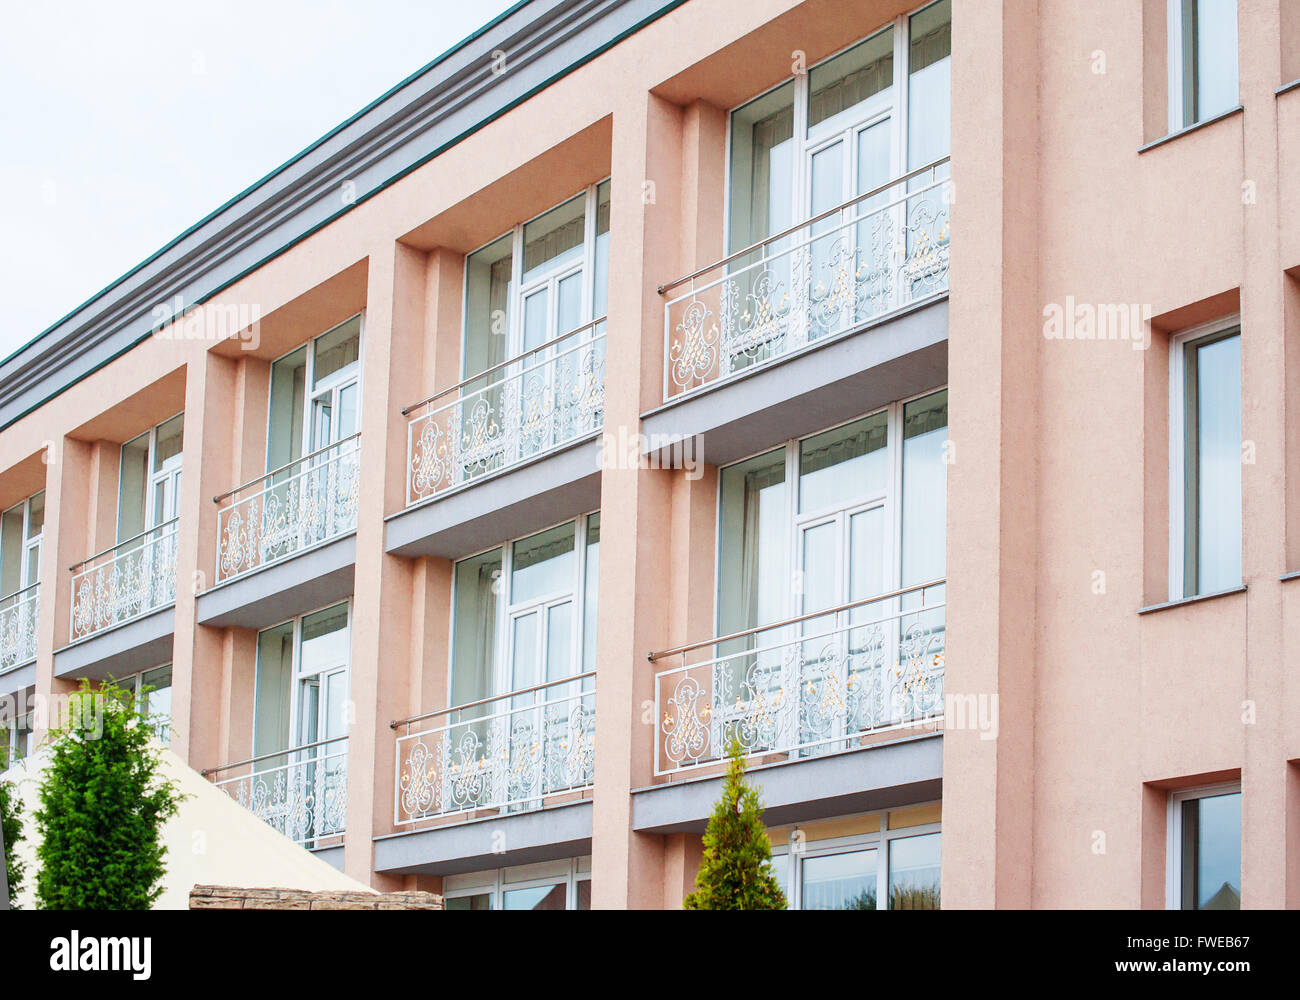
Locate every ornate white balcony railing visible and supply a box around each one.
[649,580,945,776]
[393,673,596,825]
[69,519,179,642]
[660,158,950,401]
[0,583,39,671]
[205,736,348,847]
[214,434,361,582]
[403,318,606,506]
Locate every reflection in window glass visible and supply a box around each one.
[1176,0,1238,129]
[889,832,941,909]
[803,849,878,910]
[522,194,586,283]
[908,0,952,170]
[312,316,361,386]
[511,523,575,605]
[446,893,492,911]
[717,450,786,640]
[728,81,795,253]
[1180,791,1241,910]
[502,883,567,910]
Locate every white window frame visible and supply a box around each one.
[771,807,941,910]
[460,181,610,381]
[443,857,592,910]
[1166,0,1239,133]
[251,599,353,757]
[0,492,44,596]
[1167,314,1241,601]
[722,0,948,255]
[264,312,365,471]
[118,411,185,543]
[713,387,946,635]
[447,512,598,708]
[1165,780,1241,910]
[108,663,174,742]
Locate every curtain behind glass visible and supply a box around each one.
[452,548,502,710]
[254,622,294,761]
[0,504,23,595]
[268,346,307,473]
[718,450,787,654]
[728,81,795,254]
[117,432,149,542]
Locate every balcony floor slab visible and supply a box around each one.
[632,733,942,834]
[54,603,176,682]
[196,534,356,630]
[373,799,593,876]
[642,297,947,468]
[0,661,36,700]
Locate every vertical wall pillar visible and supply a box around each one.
[943,0,1041,909]
[343,242,427,885]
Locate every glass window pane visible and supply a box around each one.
[1181,0,1238,127]
[557,272,583,339]
[908,0,951,170]
[511,611,539,692]
[582,514,600,674]
[728,81,795,252]
[313,316,361,386]
[1180,791,1241,910]
[889,831,941,909]
[118,432,150,542]
[522,194,586,283]
[268,346,307,471]
[1183,331,1241,597]
[446,893,493,910]
[25,491,44,539]
[808,28,893,131]
[901,390,948,587]
[592,181,611,318]
[254,622,294,758]
[522,288,549,353]
[153,414,184,471]
[511,522,576,605]
[301,603,350,674]
[717,450,787,638]
[0,504,23,595]
[799,412,888,513]
[452,548,502,708]
[502,882,567,910]
[337,383,359,439]
[464,233,513,380]
[143,665,173,743]
[575,879,592,910]
[800,521,838,615]
[545,602,573,683]
[802,849,878,910]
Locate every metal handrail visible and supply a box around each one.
[212,433,362,504]
[201,734,349,776]
[68,517,181,572]
[400,316,608,416]
[0,581,40,603]
[647,578,945,662]
[657,156,951,296]
[390,670,597,730]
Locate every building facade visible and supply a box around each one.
[0,0,1297,909]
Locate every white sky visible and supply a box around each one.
[0,0,519,359]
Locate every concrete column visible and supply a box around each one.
[942,0,1041,909]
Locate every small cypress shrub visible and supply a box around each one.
[0,765,25,908]
[35,680,183,910]
[683,740,787,910]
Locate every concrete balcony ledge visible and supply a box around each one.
[0,661,37,699]
[54,603,177,682]
[385,436,602,561]
[373,800,593,877]
[196,534,356,630]
[641,297,948,469]
[631,733,943,834]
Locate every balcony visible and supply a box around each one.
[0,583,39,673]
[649,580,945,776]
[662,160,949,402]
[205,736,348,848]
[393,673,596,825]
[69,519,179,642]
[215,434,361,583]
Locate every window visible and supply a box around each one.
[0,491,44,599]
[462,182,610,384]
[1169,319,1241,600]
[267,314,362,472]
[1168,784,1241,909]
[727,0,950,253]
[118,412,184,541]
[444,858,591,910]
[109,664,173,744]
[2,710,33,769]
[773,812,941,909]
[717,390,947,637]
[450,514,599,708]
[254,602,351,760]
[1167,0,1239,132]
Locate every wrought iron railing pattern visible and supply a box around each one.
[404,320,606,505]
[661,159,950,401]
[215,435,360,582]
[650,581,945,775]
[70,520,179,641]
[208,736,348,847]
[0,583,39,671]
[393,674,596,824]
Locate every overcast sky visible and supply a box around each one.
[0,0,518,359]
